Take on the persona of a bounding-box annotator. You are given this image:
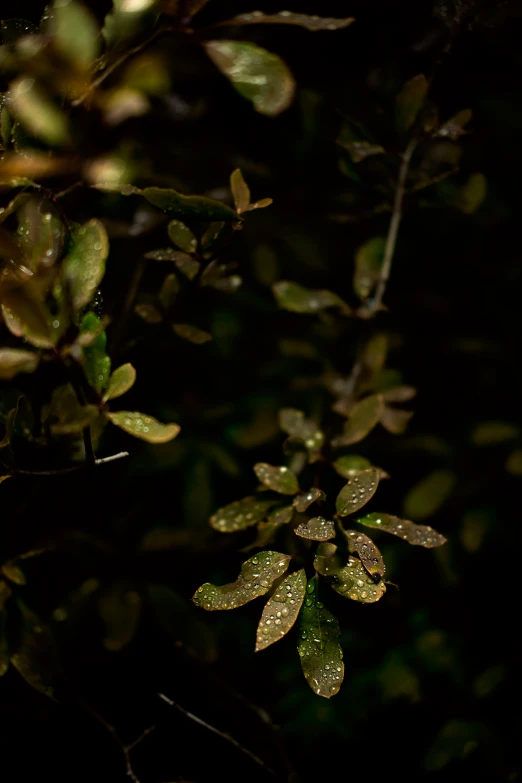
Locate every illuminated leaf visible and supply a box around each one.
[104,363,136,401]
[80,313,111,393]
[254,462,299,494]
[167,220,197,253]
[336,468,379,516]
[353,237,386,300]
[313,543,343,576]
[173,323,212,344]
[230,169,250,213]
[330,556,386,603]
[279,408,324,461]
[0,348,39,380]
[103,0,159,49]
[96,183,238,220]
[298,577,344,698]
[62,219,109,311]
[403,470,456,520]
[357,512,447,547]
[380,405,414,434]
[295,516,335,541]
[108,411,180,443]
[255,570,306,652]
[99,584,142,651]
[471,421,519,446]
[331,394,384,447]
[332,454,372,478]
[9,77,70,146]
[343,529,384,580]
[218,11,355,31]
[204,40,295,117]
[273,281,350,314]
[192,551,291,610]
[10,600,60,700]
[395,74,428,133]
[210,495,276,533]
[51,0,100,70]
[293,487,325,512]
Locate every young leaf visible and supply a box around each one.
[254,463,299,494]
[298,577,344,698]
[357,512,447,547]
[192,551,291,610]
[62,220,109,312]
[173,323,212,344]
[279,408,324,461]
[9,77,70,147]
[332,454,372,478]
[255,569,306,652]
[210,495,276,533]
[218,12,355,31]
[108,411,180,443]
[331,394,384,447]
[403,470,456,520]
[230,169,250,213]
[96,184,238,221]
[273,281,350,314]
[336,468,379,516]
[43,383,99,435]
[295,516,335,542]
[395,74,428,133]
[167,220,197,253]
[330,556,386,603]
[293,488,325,512]
[313,543,343,576]
[343,530,385,580]
[353,237,386,300]
[0,348,39,380]
[80,313,111,393]
[204,40,295,117]
[103,363,136,401]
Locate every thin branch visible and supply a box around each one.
[157,693,278,778]
[11,451,129,477]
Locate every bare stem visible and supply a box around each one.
[11,451,129,477]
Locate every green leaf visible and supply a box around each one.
[167,220,197,253]
[455,173,487,214]
[173,323,212,344]
[343,529,385,580]
[15,198,65,272]
[51,0,100,70]
[380,405,414,434]
[218,11,355,31]
[273,281,350,314]
[279,408,324,461]
[204,40,295,117]
[242,505,294,550]
[43,383,99,435]
[255,569,306,652]
[80,313,111,393]
[506,449,522,477]
[0,348,39,380]
[62,219,109,312]
[295,516,335,542]
[99,584,142,651]
[353,236,386,300]
[471,420,519,446]
[96,184,238,221]
[210,495,276,533]
[395,74,428,133]
[293,487,325,512]
[230,169,250,213]
[357,512,447,547]
[9,77,70,146]
[254,462,299,494]
[313,543,343,576]
[298,577,344,698]
[103,363,136,401]
[134,303,163,323]
[103,0,159,49]
[403,470,456,520]
[331,394,384,447]
[330,556,386,603]
[192,551,291,611]
[158,273,179,311]
[10,600,61,700]
[336,467,380,516]
[108,411,180,443]
[332,454,372,478]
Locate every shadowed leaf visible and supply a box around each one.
[0,348,39,380]
[331,394,384,447]
[210,495,276,533]
[293,487,325,512]
[336,468,379,516]
[396,74,428,133]
[256,569,306,651]
[332,454,372,478]
[254,462,299,494]
[506,449,522,476]
[455,172,487,214]
[273,281,350,314]
[343,529,385,579]
[380,405,414,434]
[279,408,324,461]
[99,584,142,651]
[295,516,335,541]
[471,420,519,445]
[148,584,216,661]
[62,219,108,312]
[298,576,344,698]
[218,11,355,31]
[104,363,136,401]
[313,543,343,576]
[167,220,197,253]
[108,411,180,443]
[403,470,456,520]
[9,77,70,146]
[173,323,212,344]
[96,184,238,220]
[51,0,100,70]
[357,512,447,547]
[10,600,61,700]
[330,556,386,603]
[353,237,386,300]
[1,290,54,349]
[242,505,294,550]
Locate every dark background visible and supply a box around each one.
[1,0,522,781]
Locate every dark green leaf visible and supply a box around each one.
[167,219,198,253]
[43,383,99,435]
[403,470,456,520]
[218,11,355,31]
[330,556,386,603]
[506,449,522,476]
[279,407,324,461]
[210,495,276,533]
[254,462,299,494]
[331,394,384,447]
[146,248,200,279]
[103,363,136,401]
[313,543,343,576]
[455,173,487,214]
[357,512,447,547]
[0,347,39,380]
[273,281,350,315]
[99,584,142,651]
[103,0,159,49]
[158,273,179,311]
[293,487,325,512]
[62,219,109,312]
[343,529,385,579]
[173,323,212,344]
[10,600,61,700]
[295,516,335,541]
[336,468,380,516]
[353,236,386,300]
[255,569,306,652]
[298,576,344,698]
[242,505,294,550]
[96,183,238,221]
[1,289,54,348]
[395,74,428,133]
[192,551,291,610]
[108,411,180,443]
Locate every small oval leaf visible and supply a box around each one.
[254,463,299,494]
[104,363,136,401]
[354,236,386,301]
[0,348,39,380]
[336,468,379,516]
[357,512,447,547]
[62,219,109,312]
[313,543,343,576]
[295,516,335,541]
[298,577,344,698]
[242,505,295,551]
[255,569,306,652]
[230,169,250,213]
[173,323,212,344]
[167,220,197,253]
[403,470,456,520]
[108,411,180,443]
[293,487,325,512]
[332,454,372,478]
[210,495,276,533]
[331,394,384,447]
[279,408,324,461]
[330,556,386,603]
[396,74,428,133]
[96,183,238,221]
[343,529,385,580]
[273,281,350,314]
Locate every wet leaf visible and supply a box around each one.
[438,109,472,140]
[506,449,522,477]
[96,183,238,221]
[332,454,372,478]
[204,40,295,117]
[0,348,39,380]
[380,405,414,434]
[167,219,197,253]
[0,192,31,224]
[80,313,111,393]
[471,420,519,446]
[256,570,306,652]
[104,363,136,401]
[298,577,344,698]
[173,323,212,344]
[455,172,487,214]
[51,0,100,70]
[230,169,250,213]
[295,516,335,541]
[403,470,456,520]
[1,289,54,349]
[210,495,276,533]
[9,77,70,146]
[192,551,291,610]
[273,281,350,314]
[336,468,380,516]
[293,487,325,512]
[395,74,428,133]
[313,543,343,576]
[331,394,384,447]
[357,512,447,547]
[15,198,65,272]
[343,529,384,580]
[108,411,180,443]
[219,11,355,31]
[10,600,60,700]
[279,408,324,461]
[99,584,142,651]
[353,236,386,300]
[254,462,299,494]
[62,219,109,312]
[330,556,386,603]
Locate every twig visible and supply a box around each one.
[10,451,129,477]
[157,692,278,778]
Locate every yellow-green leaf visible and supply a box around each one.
[330,556,386,603]
[104,363,136,401]
[395,73,428,133]
[343,529,384,580]
[256,569,306,652]
[403,470,456,520]
[210,495,276,533]
[298,576,344,698]
[279,407,324,461]
[173,323,212,344]
[62,219,109,311]
[336,468,379,516]
[471,420,519,446]
[295,516,335,541]
[1,290,54,349]
[167,219,197,253]
[230,169,250,213]
[254,462,299,494]
[357,512,447,547]
[0,348,39,380]
[455,173,487,214]
[103,0,159,49]
[51,0,100,70]
[9,77,70,146]
[273,281,350,314]
[218,11,355,31]
[332,454,372,478]
[353,236,386,300]
[108,411,180,443]
[331,394,384,447]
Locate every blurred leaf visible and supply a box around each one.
[279,408,324,462]
[210,495,276,533]
[313,543,343,576]
[455,173,487,214]
[298,576,344,698]
[158,273,179,311]
[293,488,325,512]
[295,516,335,541]
[330,556,386,603]
[148,584,216,661]
[242,504,294,550]
[96,183,238,221]
[380,405,414,434]
[256,569,306,652]
[103,0,159,49]
[338,139,385,163]
[173,323,212,344]
[99,584,142,651]
[230,169,250,214]
[438,109,472,140]
[471,420,519,446]
[0,609,8,677]
[273,281,350,314]
[10,600,60,700]
[167,219,197,253]
[0,192,31,224]
[424,719,482,772]
[254,462,299,494]
[51,0,100,70]
[1,289,55,349]
[80,313,111,393]
[43,383,99,435]
[332,454,372,478]
[0,347,39,380]
[0,19,38,43]
[123,53,170,95]
[192,551,291,610]
[506,449,522,476]
[336,467,379,516]
[331,394,384,447]
[218,12,355,31]
[62,219,109,312]
[9,77,70,146]
[403,469,456,520]
[343,529,384,580]
[395,74,428,133]
[104,362,136,401]
[108,411,180,443]
[173,254,200,280]
[135,303,163,323]
[204,40,295,117]
[353,237,386,300]
[378,651,420,703]
[357,512,447,547]
[381,385,417,403]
